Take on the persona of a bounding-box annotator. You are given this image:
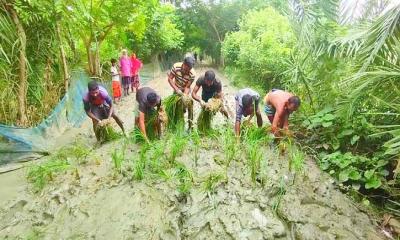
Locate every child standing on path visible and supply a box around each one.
[130,53,143,93]
[119,49,132,97]
[110,59,121,103]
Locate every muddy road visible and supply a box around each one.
[0,66,384,239]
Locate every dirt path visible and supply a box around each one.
[0,66,384,239]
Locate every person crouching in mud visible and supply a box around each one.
[234,88,263,137]
[192,70,229,118]
[83,81,125,141]
[263,89,300,137]
[135,87,165,143]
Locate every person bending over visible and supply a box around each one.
[135,87,163,142]
[263,89,300,137]
[234,88,263,137]
[83,81,125,141]
[192,70,228,118]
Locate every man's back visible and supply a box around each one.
[267,90,293,110]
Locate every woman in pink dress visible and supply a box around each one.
[130,53,143,93]
[119,49,132,96]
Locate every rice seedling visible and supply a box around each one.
[111,149,125,173]
[272,176,287,212]
[164,94,184,130]
[197,109,213,133]
[197,98,222,133]
[95,119,121,143]
[26,228,44,240]
[247,143,263,184]
[27,158,70,192]
[242,125,272,145]
[175,163,193,195]
[202,172,226,194]
[190,130,201,165]
[147,140,166,175]
[25,145,91,192]
[168,130,188,164]
[69,142,91,165]
[288,143,305,174]
[133,145,149,180]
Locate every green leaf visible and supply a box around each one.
[348,170,361,180]
[322,121,333,127]
[320,162,330,170]
[333,140,340,150]
[339,170,349,182]
[376,159,388,168]
[365,175,382,189]
[364,170,374,179]
[340,129,354,137]
[311,117,323,124]
[323,113,335,121]
[379,169,389,177]
[350,135,360,145]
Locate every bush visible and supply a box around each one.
[222,7,295,89]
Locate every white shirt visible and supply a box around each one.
[111,66,119,82]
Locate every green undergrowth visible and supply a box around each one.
[27,142,92,192]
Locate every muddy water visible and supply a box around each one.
[0,66,384,239]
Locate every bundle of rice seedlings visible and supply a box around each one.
[241,124,272,144]
[197,98,223,133]
[197,109,213,133]
[205,98,222,112]
[95,119,120,143]
[156,108,168,137]
[181,94,193,107]
[164,94,184,130]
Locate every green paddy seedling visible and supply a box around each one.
[175,163,193,195]
[27,158,70,192]
[202,172,226,194]
[111,149,124,173]
[272,176,287,212]
[133,145,149,180]
[247,143,263,184]
[168,130,188,163]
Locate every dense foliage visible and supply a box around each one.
[0,0,183,126]
[219,0,400,211]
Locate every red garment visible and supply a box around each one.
[112,81,122,98]
[130,57,142,76]
[131,75,140,89]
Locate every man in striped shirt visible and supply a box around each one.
[167,56,196,129]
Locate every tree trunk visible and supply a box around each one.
[56,21,69,93]
[7,3,28,126]
[86,41,101,77]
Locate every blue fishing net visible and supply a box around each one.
[0,60,175,165]
[0,70,89,164]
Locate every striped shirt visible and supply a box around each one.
[169,62,196,91]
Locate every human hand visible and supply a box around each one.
[176,89,183,96]
[200,100,206,108]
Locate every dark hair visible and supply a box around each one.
[111,58,116,64]
[183,56,195,68]
[88,80,99,91]
[288,96,301,107]
[242,94,254,108]
[147,92,158,104]
[205,70,215,82]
